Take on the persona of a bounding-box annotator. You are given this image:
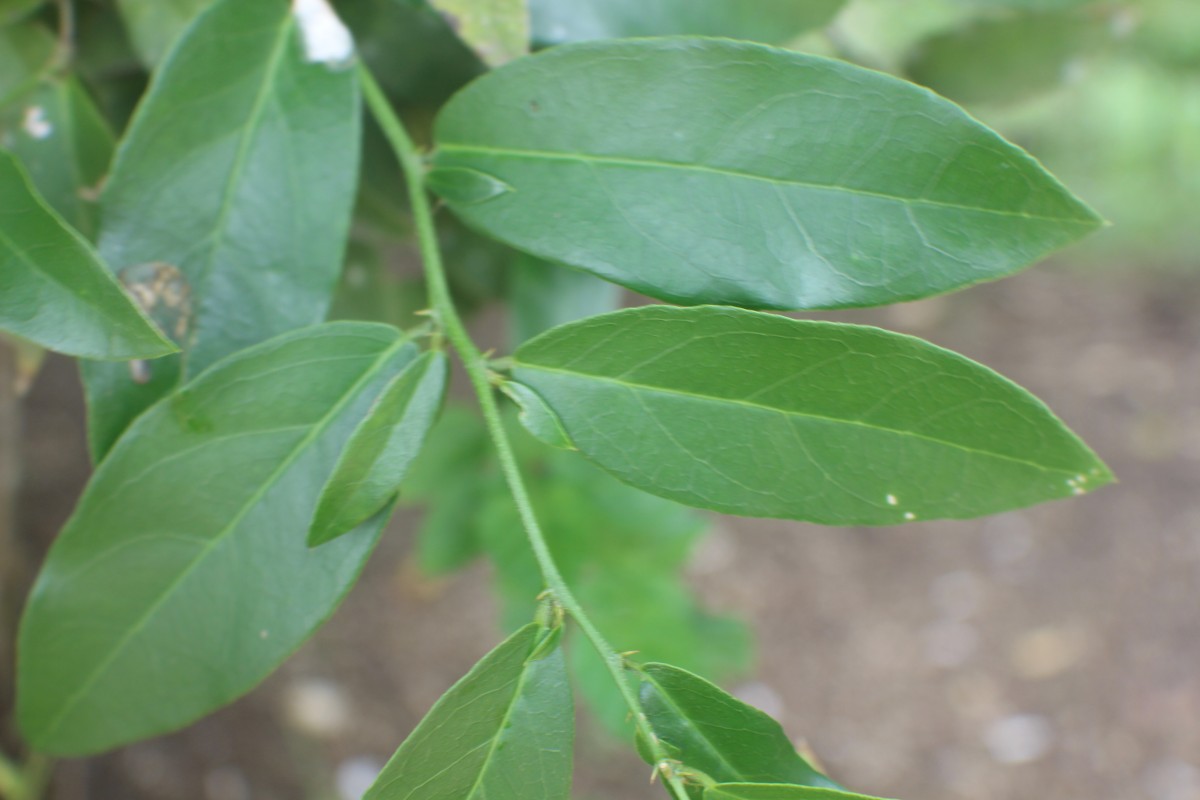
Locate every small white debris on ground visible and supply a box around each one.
[984,713,1054,764]
[336,756,383,800]
[21,106,52,139]
[292,0,354,66]
[283,677,351,737]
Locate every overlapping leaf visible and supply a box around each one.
[512,305,1112,524]
[364,623,573,800]
[0,151,174,360]
[17,323,410,755]
[428,0,529,67]
[529,0,845,46]
[115,0,213,66]
[310,350,447,546]
[82,0,361,457]
[431,38,1102,311]
[706,785,890,800]
[638,664,838,794]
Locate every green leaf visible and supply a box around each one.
[81,0,361,458]
[16,322,411,755]
[0,151,175,360]
[0,21,54,108]
[0,0,42,26]
[1,78,115,237]
[428,0,529,67]
[115,0,213,66]
[309,350,448,546]
[638,664,837,791]
[529,0,846,46]
[512,305,1113,524]
[507,253,621,346]
[906,10,1108,105]
[364,622,573,800]
[706,785,890,800]
[431,38,1102,311]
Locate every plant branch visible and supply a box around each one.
[359,66,691,799]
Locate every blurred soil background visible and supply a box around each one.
[3,0,1200,798]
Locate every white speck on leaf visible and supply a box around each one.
[21,106,52,139]
[886,493,898,506]
[292,0,354,66]
[904,511,916,521]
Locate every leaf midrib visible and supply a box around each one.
[642,670,743,784]
[35,335,408,745]
[514,362,1081,476]
[435,143,1097,225]
[181,13,294,373]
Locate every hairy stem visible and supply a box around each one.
[360,66,690,798]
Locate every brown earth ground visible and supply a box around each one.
[8,263,1200,800]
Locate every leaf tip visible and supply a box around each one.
[426,166,513,206]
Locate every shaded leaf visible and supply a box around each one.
[432,38,1102,311]
[638,664,837,792]
[512,305,1112,524]
[507,253,621,347]
[0,0,42,25]
[310,350,447,546]
[16,323,412,754]
[0,21,54,109]
[1,77,115,237]
[0,151,175,360]
[906,10,1108,105]
[529,0,845,46]
[82,0,361,458]
[364,622,573,800]
[428,0,529,67]
[115,0,212,66]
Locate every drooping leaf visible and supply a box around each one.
[309,350,448,546]
[638,663,838,792]
[431,38,1102,311]
[512,305,1113,524]
[507,253,621,347]
[81,0,361,458]
[705,785,891,800]
[499,380,575,450]
[364,622,573,800]
[115,0,213,66]
[529,0,846,46]
[906,10,1108,105]
[428,0,529,67]
[1,78,115,237]
[0,151,174,360]
[16,323,412,755]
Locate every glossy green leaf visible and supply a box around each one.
[529,0,846,46]
[81,0,361,458]
[309,350,448,546]
[1,78,115,237]
[0,151,175,360]
[906,10,1107,105]
[428,0,529,67]
[507,253,621,346]
[513,305,1112,524]
[16,323,412,755]
[115,0,212,66]
[706,785,889,800]
[639,664,837,791]
[432,38,1102,311]
[364,622,573,800]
